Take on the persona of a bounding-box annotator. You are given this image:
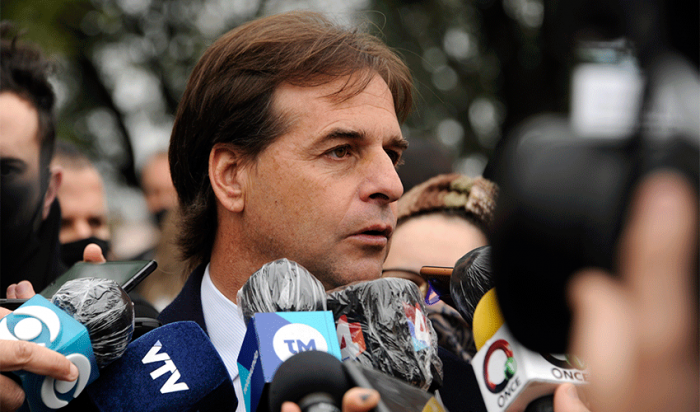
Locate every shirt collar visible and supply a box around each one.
[200,263,247,381]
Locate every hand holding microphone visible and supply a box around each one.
[0,277,134,411]
[0,306,79,412]
[269,350,447,412]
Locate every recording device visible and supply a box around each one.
[40,260,157,298]
[0,294,100,411]
[488,0,699,354]
[236,259,340,412]
[469,289,588,412]
[51,278,135,368]
[268,350,449,412]
[0,260,157,310]
[327,277,442,391]
[445,247,588,412]
[237,311,341,412]
[83,321,236,411]
[0,278,135,411]
[237,258,327,324]
[449,246,494,328]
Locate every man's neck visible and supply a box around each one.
[208,253,247,304]
[208,225,266,303]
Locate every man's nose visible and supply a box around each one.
[362,151,403,204]
[74,219,93,239]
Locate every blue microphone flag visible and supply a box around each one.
[0,295,99,411]
[237,311,341,412]
[85,321,236,411]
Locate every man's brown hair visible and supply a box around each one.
[1,22,56,176]
[169,11,413,268]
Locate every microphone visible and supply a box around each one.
[51,277,135,368]
[268,350,449,412]
[327,277,442,391]
[237,258,327,324]
[0,278,134,411]
[83,321,236,411]
[449,245,495,330]
[448,248,589,412]
[469,290,589,412]
[236,259,341,412]
[0,295,99,412]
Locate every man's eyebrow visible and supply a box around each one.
[389,135,409,151]
[322,128,408,150]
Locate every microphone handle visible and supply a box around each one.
[525,395,554,412]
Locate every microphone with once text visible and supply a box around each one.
[81,321,236,411]
[327,277,443,391]
[0,278,134,412]
[449,247,589,412]
[236,259,341,412]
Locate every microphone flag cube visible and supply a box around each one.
[0,295,99,411]
[471,324,588,412]
[237,311,341,412]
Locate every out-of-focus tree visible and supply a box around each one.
[364,0,559,177]
[4,0,565,190]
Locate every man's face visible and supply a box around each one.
[57,167,110,244]
[0,92,44,227]
[239,74,406,289]
[141,154,177,216]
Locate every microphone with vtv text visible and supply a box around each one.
[236,259,342,412]
[82,321,236,411]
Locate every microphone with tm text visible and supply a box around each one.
[236,259,341,412]
[0,278,134,412]
[81,321,236,411]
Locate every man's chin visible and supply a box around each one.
[319,261,383,291]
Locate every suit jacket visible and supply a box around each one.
[159,264,487,412]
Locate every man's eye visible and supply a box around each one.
[386,149,403,166]
[88,217,106,228]
[0,160,21,177]
[329,146,349,158]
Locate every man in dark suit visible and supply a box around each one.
[158,11,488,412]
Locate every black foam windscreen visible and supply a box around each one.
[268,351,350,412]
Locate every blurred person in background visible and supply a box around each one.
[382,173,497,362]
[51,141,112,267]
[1,22,65,296]
[141,150,178,230]
[51,140,159,318]
[135,206,188,311]
[130,150,186,310]
[129,150,179,262]
[0,22,104,411]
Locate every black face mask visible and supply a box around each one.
[60,237,111,268]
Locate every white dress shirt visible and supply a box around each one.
[200,264,247,412]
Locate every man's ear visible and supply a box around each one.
[209,143,247,213]
[42,165,62,220]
